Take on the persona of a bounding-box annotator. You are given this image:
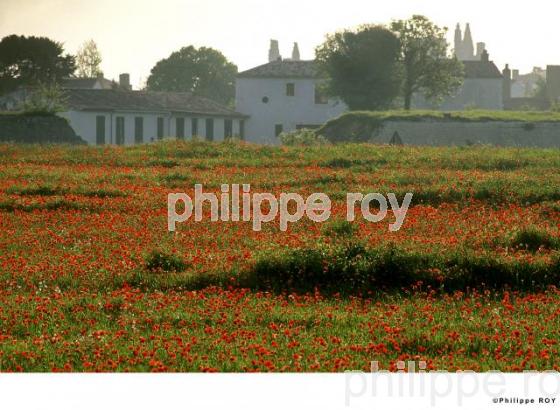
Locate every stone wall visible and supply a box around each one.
[372,120,560,147]
[0,114,85,144]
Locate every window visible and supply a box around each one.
[116,116,125,145]
[192,118,199,137]
[275,124,283,137]
[262,96,269,104]
[95,115,105,145]
[205,118,214,141]
[239,120,245,140]
[286,83,295,96]
[157,117,164,140]
[176,117,185,139]
[134,117,143,144]
[224,119,233,139]
[314,86,328,104]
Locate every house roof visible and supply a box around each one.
[62,77,115,90]
[462,61,503,79]
[64,89,247,117]
[237,60,319,79]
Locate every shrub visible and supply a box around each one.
[279,129,328,146]
[244,243,560,295]
[322,219,355,238]
[510,228,559,252]
[146,159,179,168]
[145,251,188,273]
[7,185,65,196]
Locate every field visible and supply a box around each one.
[1,141,560,372]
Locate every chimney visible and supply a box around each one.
[502,64,511,105]
[291,42,300,61]
[119,73,131,90]
[476,42,486,59]
[512,69,519,81]
[481,49,489,62]
[268,40,281,62]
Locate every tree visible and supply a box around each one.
[76,39,103,78]
[391,15,464,110]
[146,46,237,105]
[0,34,75,94]
[315,25,402,110]
[22,82,67,114]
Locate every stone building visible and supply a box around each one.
[235,40,347,144]
[413,50,504,110]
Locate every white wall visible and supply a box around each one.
[60,111,244,145]
[235,78,347,144]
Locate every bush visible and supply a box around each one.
[510,228,559,252]
[279,129,328,146]
[145,251,188,273]
[322,219,355,238]
[244,243,560,295]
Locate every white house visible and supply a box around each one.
[236,42,347,144]
[60,89,247,145]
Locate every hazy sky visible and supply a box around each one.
[1,0,557,88]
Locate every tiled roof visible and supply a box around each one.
[238,59,503,80]
[462,61,503,79]
[62,77,115,90]
[64,89,246,117]
[237,60,318,79]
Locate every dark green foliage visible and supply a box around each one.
[390,15,464,110]
[315,25,402,110]
[146,159,179,168]
[244,243,560,295]
[0,199,90,212]
[322,219,355,238]
[0,34,75,94]
[0,114,84,144]
[146,46,237,105]
[145,251,188,273]
[7,185,63,196]
[510,228,559,252]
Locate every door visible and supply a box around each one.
[176,117,185,139]
[205,118,214,141]
[134,117,143,144]
[116,116,125,145]
[95,115,105,145]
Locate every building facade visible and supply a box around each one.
[235,41,347,144]
[61,89,246,145]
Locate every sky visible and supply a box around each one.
[1,0,558,89]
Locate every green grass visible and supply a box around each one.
[329,110,560,123]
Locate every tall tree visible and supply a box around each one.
[76,39,103,78]
[391,15,464,110]
[315,25,402,110]
[146,46,237,105]
[0,34,75,94]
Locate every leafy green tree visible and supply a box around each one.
[315,25,402,110]
[391,15,464,110]
[0,34,75,94]
[76,39,103,78]
[146,46,237,105]
[22,82,67,114]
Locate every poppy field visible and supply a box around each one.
[1,140,560,372]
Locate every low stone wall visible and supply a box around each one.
[0,114,85,144]
[373,120,560,147]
